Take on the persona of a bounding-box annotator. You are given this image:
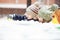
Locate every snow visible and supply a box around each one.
[0,17,60,40]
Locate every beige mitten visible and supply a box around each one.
[38,7,53,22]
[25,1,40,19]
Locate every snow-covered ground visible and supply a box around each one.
[0,17,60,40]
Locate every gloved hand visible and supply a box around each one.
[38,6,53,22]
[38,4,59,22]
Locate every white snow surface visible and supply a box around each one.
[0,17,60,40]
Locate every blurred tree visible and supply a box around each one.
[27,0,31,7]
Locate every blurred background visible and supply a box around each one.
[0,0,60,17]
